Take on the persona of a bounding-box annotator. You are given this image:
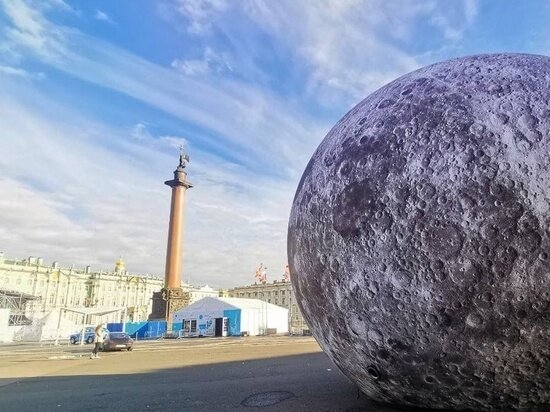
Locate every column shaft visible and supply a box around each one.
[165,185,186,288]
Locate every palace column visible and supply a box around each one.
[149,148,193,333]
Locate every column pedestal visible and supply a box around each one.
[149,287,189,334]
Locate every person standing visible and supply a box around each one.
[90,323,105,359]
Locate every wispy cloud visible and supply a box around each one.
[0,80,295,285]
[430,0,478,40]
[172,47,232,76]
[159,135,189,150]
[240,0,478,104]
[0,63,43,78]
[95,9,114,24]
[173,0,228,34]
[164,1,479,108]
[1,0,67,60]
[0,0,485,287]
[131,122,188,153]
[11,22,323,178]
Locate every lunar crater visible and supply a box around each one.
[289,54,550,410]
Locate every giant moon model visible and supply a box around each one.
[288,54,550,411]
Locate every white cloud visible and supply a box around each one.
[0,2,325,287]
[0,92,165,275]
[8,23,324,179]
[0,65,31,77]
[464,0,479,24]
[0,77,298,287]
[241,0,478,104]
[44,0,75,13]
[0,0,481,288]
[95,9,114,24]
[1,0,67,60]
[131,122,153,140]
[430,0,478,41]
[159,135,189,150]
[172,47,232,76]
[173,0,228,34]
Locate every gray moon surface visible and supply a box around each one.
[288,54,550,411]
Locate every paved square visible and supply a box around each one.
[0,336,398,411]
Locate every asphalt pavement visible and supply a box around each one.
[0,336,400,412]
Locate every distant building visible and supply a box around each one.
[0,253,228,326]
[185,284,220,305]
[228,280,309,334]
[0,254,164,323]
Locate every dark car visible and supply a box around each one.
[102,332,134,351]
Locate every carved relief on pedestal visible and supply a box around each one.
[149,287,190,321]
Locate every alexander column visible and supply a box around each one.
[149,147,193,333]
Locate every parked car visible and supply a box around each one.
[70,327,95,344]
[70,327,110,344]
[102,332,134,351]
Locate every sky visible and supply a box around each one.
[1,0,549,288]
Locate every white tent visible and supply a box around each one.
[173,297,288,337]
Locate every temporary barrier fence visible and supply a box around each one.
[104,320,184,339]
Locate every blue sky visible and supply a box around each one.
[1,0,549,288]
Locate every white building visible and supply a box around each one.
[0,254,164,324]
[186,284,220,304]
[0,253,226,327]
[228,280,309,334]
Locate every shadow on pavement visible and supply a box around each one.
[0,351,399,412]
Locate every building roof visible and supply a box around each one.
[174,297,288,316]
[218,297,285,310]
[60,307,127,316]
[0,288,40,300]
[229,281,292,290]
